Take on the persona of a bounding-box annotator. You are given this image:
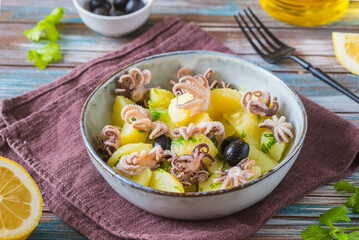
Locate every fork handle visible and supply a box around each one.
[288,55,359,104]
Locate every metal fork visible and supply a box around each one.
[234,8,359,104]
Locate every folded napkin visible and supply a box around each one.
[1,16,358,240]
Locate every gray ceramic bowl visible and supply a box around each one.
[80,51,307,220]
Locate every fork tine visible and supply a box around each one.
[243,9,278,50]
[233,14,266,57]
[247,8,285,47]
[236,13,272,54]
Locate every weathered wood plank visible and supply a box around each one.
[1,0,359,29]
[0,49,350,74]
[0,22,353,57]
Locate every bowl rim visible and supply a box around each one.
[73,0,154,20]
[80,50,308,197]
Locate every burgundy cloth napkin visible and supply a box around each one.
[1,16,358,240]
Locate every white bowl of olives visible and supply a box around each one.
[73,0,153,37]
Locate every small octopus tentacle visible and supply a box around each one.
[171,143,215,186]
[97,125,121,156]
[258,115,293,143]
[170,121,225,141]
[149,121,169,139]
[209,80,232,89]
[117,145,175,175]
[213,158,257,189]
[172,67,212,115]
[114,67,152,104]
[241,90,279,117]
[177,67,194,78]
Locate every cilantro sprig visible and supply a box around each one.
[301,181,359,239]
[24,7,64,69]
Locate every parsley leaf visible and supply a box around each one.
[24,7,63,42]
[27,42,62,69]
[319,205,351,228]
[257,114,261,123]
[334,181,357,192]
[240,130,247,138]
[261,143,269,154]
[174,186,183,192]
[137,129,146,133]
[346,189,359,213]
[160,161,172,172]
[301,224,332,240]
[149,108,163,121]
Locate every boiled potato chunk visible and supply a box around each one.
[119,168,152,187]
[171,133,218,159]
[111,95,135,127]
[107,143,153,167]
[190,112,212,125]
[260,131,287,162]
[223,111,265,149]
[218,116,236,138]
[148,88,174,109]
[149,169,184,193]
[207,88,242,120]
[155,110,177,130]
[198,157,230,192]
[120,122,149,145]
[248,145,277,173]
[168,92,193,126]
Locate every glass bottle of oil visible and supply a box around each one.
[259,0,350,26]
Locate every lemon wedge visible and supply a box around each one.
[332,32,359,75]
[0,156,42,240]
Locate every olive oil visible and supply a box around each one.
[259,0,350,26]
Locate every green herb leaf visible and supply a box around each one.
[221,160,227,169]
[211,136,218,147]
[261,143,269,154]
[160,161,172,172]
[348,231,359,239]
[257,114,261,123]
[189,137,197,143]
[334,232,349,240]
[215,153,224,162]
[137,129,146,133]
[24,7,63,42]
[319,205,351,228]
[172,137,185,146]
[301,224,332,240]
[264,133,275,138]
[149,108,163,121]
[130,117,136,122]
[334,181,357,192]
[198,188,204,192]
[153,88,159,94]
[44,7,64,25]
[240,130,247,138]
[210,183,221,189]
[27,42,62,69]
[266,137,277,150]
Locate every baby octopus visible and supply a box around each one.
[170,121,225,141]
[213,158,257,189]
[241,90,279,117]
[172,67,212,115]
[117,145,176,175]
[259,115,293,143]
[114,67,152,104]
[97,125,121,156]
[171,143,216,186]
[121,104,169,139]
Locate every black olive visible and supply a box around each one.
[111,10,126,16]
[93,7,109,15]
[89,0,111,12]
[114,0,129,10]
[125,0,145,14]
[153,135,172,150]
[223,140,250,167]
[220,136,242,155]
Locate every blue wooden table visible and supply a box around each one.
[1,0,358,239]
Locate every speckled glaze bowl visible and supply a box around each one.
[80,51,307,220]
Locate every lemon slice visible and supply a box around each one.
[0,156,42,240]
[332,32,359,75]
